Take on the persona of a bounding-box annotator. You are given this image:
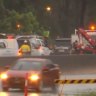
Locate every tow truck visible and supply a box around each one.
[71,28,96,54]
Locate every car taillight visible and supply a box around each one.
[29,74,39,81]
[42,66,49,71]
[0,73,8,80]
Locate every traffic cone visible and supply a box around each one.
[24,73,28,96]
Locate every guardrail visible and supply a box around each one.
[0,54,96,73]
[55,79,96,84]
[55,79,96,96]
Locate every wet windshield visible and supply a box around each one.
[11,60,42,71]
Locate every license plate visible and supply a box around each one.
[15,80,20,83]
[14,78,20,83]
[58,49,64,52]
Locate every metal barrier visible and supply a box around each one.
[0,55,96,73]
[55,79,96,96]
[55,79,96,84]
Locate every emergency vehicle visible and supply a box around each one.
[71,28,96,54]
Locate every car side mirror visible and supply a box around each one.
[42,67,49,72]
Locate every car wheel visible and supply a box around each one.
[2,87,9,92]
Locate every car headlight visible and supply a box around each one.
[0,73,8,80]
[29,74,39,81]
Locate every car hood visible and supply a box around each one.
[6,70,40,77]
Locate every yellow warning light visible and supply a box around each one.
[90,25,95,30]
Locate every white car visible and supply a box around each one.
[0,39,21,57]
[16,35,52,56]
[29,38,52,56]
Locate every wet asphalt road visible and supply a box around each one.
[0,54,96,96]
[1,74,96,96]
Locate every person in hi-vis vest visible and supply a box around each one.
[20,40,31,55]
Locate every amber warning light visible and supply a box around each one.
[89,25,96,30]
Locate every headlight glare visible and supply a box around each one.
[29,74,39,81]
[0,73,8,80]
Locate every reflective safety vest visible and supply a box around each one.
[20,44,31,52]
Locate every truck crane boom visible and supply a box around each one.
[77,28,96,48]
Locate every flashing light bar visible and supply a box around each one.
[85,30,96,32]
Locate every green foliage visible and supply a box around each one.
[0,0,45,35]
[0,9,44,34]
[3,0,96,37]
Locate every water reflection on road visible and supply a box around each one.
[28,93,39,96]
[0,91,40,96]
[1,74,96,96]
[0,88,55,96]
[0,92,8,96]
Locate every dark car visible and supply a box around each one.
[1,58,60,92]
[52,38,71,55]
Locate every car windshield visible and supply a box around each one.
[11,60,43,71]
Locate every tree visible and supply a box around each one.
[1,0,96,37]
[0,10,44,34]
[19,12,40,34]
[0,0,6,19]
